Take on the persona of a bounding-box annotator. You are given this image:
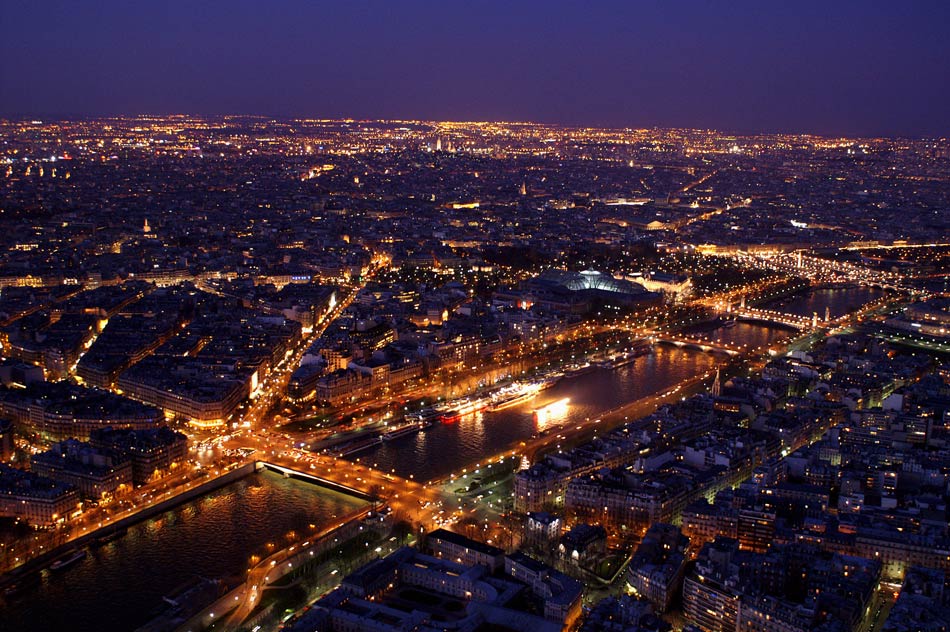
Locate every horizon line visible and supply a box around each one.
[1,112,945,142]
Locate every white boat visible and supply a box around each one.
[487,382,543,412]
[487,390,536,411]
[607,340,654,368]
[434,396,489,420]
[382,422,424,441]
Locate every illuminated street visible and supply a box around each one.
[1,6,948,628]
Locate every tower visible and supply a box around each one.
[520,180,527,196]
[435,137,442,152]
[711,368,721,398]
[143,218,151,234]
[825,306,831,323]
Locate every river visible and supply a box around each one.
[0,470,367,632]
[349,319,800,482]
[0,286,884,630]
[351,285,886,482]
[761,284,887,319]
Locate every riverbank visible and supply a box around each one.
[176,505,383,632]
[0,462,257,593]
[0,468,370,632]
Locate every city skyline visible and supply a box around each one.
[0,114,947,631]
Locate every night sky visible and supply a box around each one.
[2,1,948,136]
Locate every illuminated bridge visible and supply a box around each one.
[654,336,743,355]
[732,307,815,330]
[256,461,377,501]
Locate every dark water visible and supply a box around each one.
[1,292,881,630]
[353,293,884,484]
[352,344,728,482]
[761,285,886,320]
[0,471,366,632]
[682,320,796,352]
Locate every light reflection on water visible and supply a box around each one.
[0,287,880,631]
[353,343,724,481]
[0,471,366,632]
[761,285,886,319]
[534,398,571,432]
[355,291,876,483]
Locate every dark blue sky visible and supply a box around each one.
[2,1,948,136]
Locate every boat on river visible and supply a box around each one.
[487,382,543,412]
[49,549,87,571]
[382,421,426,441]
